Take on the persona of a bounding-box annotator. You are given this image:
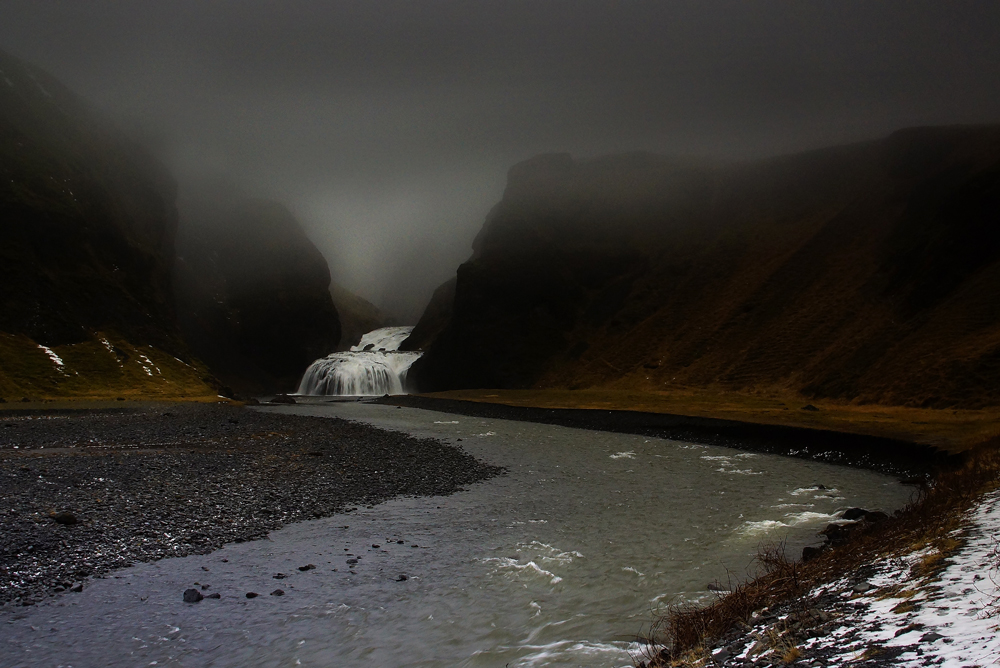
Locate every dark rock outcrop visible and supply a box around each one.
[410,127,1000,409]
[0,49,185,352]
[400,276,455,351]
[174,194,341,394]
[329,281,392,350]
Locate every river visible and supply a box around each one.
[1,401,914,667]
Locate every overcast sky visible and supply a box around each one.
[3,1,999,320]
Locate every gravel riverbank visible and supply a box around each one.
[0,402,502,607]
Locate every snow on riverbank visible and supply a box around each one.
[720,489,1000,667]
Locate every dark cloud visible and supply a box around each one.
[3,1,999,320]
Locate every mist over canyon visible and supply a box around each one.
[4,7,1000,668]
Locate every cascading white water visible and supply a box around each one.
[295,326,422,396]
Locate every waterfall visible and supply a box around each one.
[295,326,422,396]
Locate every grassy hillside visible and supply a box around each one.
[0,48,219,400]
[412,126,1000,413]
[0,332,217,401]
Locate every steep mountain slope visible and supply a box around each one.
[0,48,215,399]
[174,196,341,395]
[410,126,1000,408]
[329,281,392,351]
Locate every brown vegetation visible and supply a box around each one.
[412,126,1000,414]
[642,438,1000,665]
[423,387,1000,454]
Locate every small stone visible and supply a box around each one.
[273,573,288,579]
[201,584,210,590]
[372,544,380,548]
[920,632,944,642]
[201,566,210,571]
[712,648,731,662]
[246,592,259,599]
[801,404,819,411]
[802,546,823,562]
[205,592,221,599]
[52,512,77,526]
[69,583,83,593]
[298,564,316,571]
[183,588,203,603]
[397,540,404,544]
[852,582,872,594]
[396,574,408,581]
[270,589,284,596]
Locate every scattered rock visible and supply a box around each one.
[205,592,221,599]
[802,545,824,562]
[183,588,203,603]
[842,508,869,521]
[273,573,288,579]
[297,564,316,571]
[52,512,77,526]
[396,574,408,581]
[69,583,83,593]
[246,592,259,599]
[372,544,380,548]
[270,589,284,596]
[712,647,731,662]
[920,632,944,643]
[801,404,820,411]
[269,394,296,405]
[852,582,872,594]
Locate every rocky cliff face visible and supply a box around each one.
[174,196,341,394]
[410,126,1000,408]
[329,282,393,351]
[0,49,217,400]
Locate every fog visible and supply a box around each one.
[3,1,999,321]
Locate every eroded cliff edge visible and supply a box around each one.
[410,126,1000,410]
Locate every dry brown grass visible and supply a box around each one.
[640,439,1000,665]
[426,387,1000,453]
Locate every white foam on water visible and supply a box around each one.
[783,511,840,526]
[738,519,788,536]
[610,451,636,459]
[483,557,564,585]
[716,467,764,475]
[504,639,643,668]
[296,326,421,396]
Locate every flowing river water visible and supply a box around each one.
[2,402,914,667]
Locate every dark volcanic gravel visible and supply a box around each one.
[0,403,502,608]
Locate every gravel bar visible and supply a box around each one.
[0,403,502,608]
